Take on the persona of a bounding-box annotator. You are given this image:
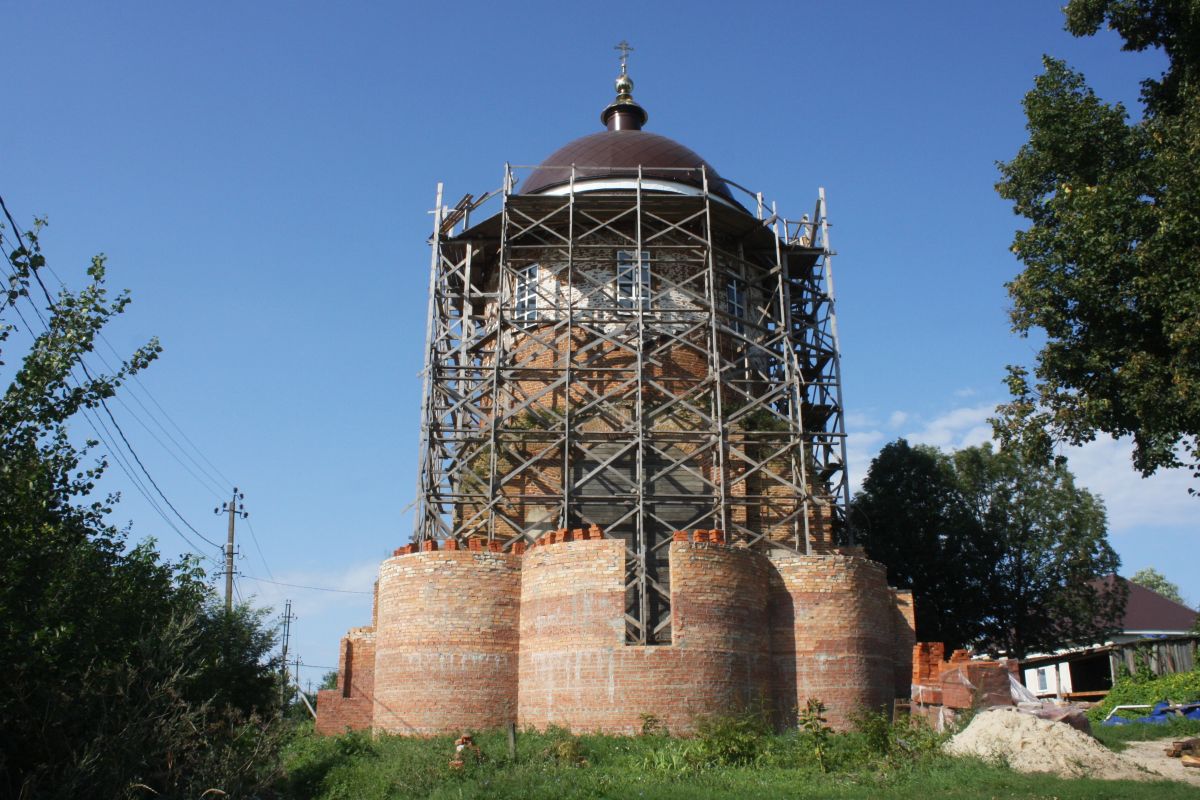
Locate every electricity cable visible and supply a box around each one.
[238,575,369,594]
[1,205,223,557]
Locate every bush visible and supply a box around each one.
[1088,667,1200,722]
[538,727,587,766]
[691,708,772,767]
[0,225,286,798]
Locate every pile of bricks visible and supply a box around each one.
[910,642,1017,730]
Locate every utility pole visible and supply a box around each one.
[279,600,296,707]
[292,653,302,710]
[214,487,249,613]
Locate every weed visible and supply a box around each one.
[538,726,587,766]
[692,708,772,767]
[798,698,832,772]
[639,712,668,737]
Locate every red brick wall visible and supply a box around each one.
[768,552,896,729]
[315,627,376,735]
[318,542,905,736]
[371,550,522,735]
[517,538,772,734]
[892,590,916,698]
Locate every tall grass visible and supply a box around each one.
[279,712,1200,800]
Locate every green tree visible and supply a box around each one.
[953,444,1125,658]
[854,439,1125,658]
[1130,566,1188,605]
[852,439,992,650]
[996,0,1200,489]
[1,220,282,798]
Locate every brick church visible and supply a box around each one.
[317,51,915,735]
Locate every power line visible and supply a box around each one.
[240,575,372,594]
[124,368,236,489]
[77,399,222,565]
[108,391,228,499]
[9,259,232,503]
[1,201,223,560]
[7,220,235,500]
[244,517,276,581]
[4,223,233,498]
[94,392,221,549]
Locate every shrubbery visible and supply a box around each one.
[1089,664,1200,723]
[1,223,285,798]
[277,706,961,799]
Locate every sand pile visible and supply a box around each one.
[944,707,1155,782]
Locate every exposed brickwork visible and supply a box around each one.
[464,320,837,549]
[315,627,376,735]
[518,539,772,733]
[910,641,1018,730]
[315,536,912,736]
[371,550,522,735]
[891,590,916,697]
[316,525,907,738]
[767,552,897,730]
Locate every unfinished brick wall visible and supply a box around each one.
[517,536,772,733]
[316,539,912,736]
[315,626,376,735]
[371,548,521,735]
[768,552,897,729]
[891,590,916,698]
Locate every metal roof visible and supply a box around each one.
[1101,575,1199,633]
[520,129,737,202]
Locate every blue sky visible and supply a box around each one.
[5,1,1194,680]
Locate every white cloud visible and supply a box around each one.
[887,410,909,428]
[903,404,996,450]
[844,410,877,429]
[848,398,1195,536]
[1061,437,1194,532]
[845,428,886,493]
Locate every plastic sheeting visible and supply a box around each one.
[1100,699,1200,726]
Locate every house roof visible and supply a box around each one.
[1099,575,1198,633]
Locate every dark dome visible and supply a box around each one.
[521,129,736,202]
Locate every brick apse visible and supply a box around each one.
[316,63,916,735]
[317,533,914,735]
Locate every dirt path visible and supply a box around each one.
[1119,740,1200,788]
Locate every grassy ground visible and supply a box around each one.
[278,718,1200,800]
[1092,716,1200,751]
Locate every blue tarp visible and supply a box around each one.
[1101,699,1200,726]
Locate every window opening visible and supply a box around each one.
[616,250,650,310]
[514,263,539,322]
[726,276,747,334]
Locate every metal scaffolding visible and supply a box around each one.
[413,165,850,645]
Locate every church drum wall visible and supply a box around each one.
[517,538,771,733]
[372,550,521,735]
[768,553,896,730]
